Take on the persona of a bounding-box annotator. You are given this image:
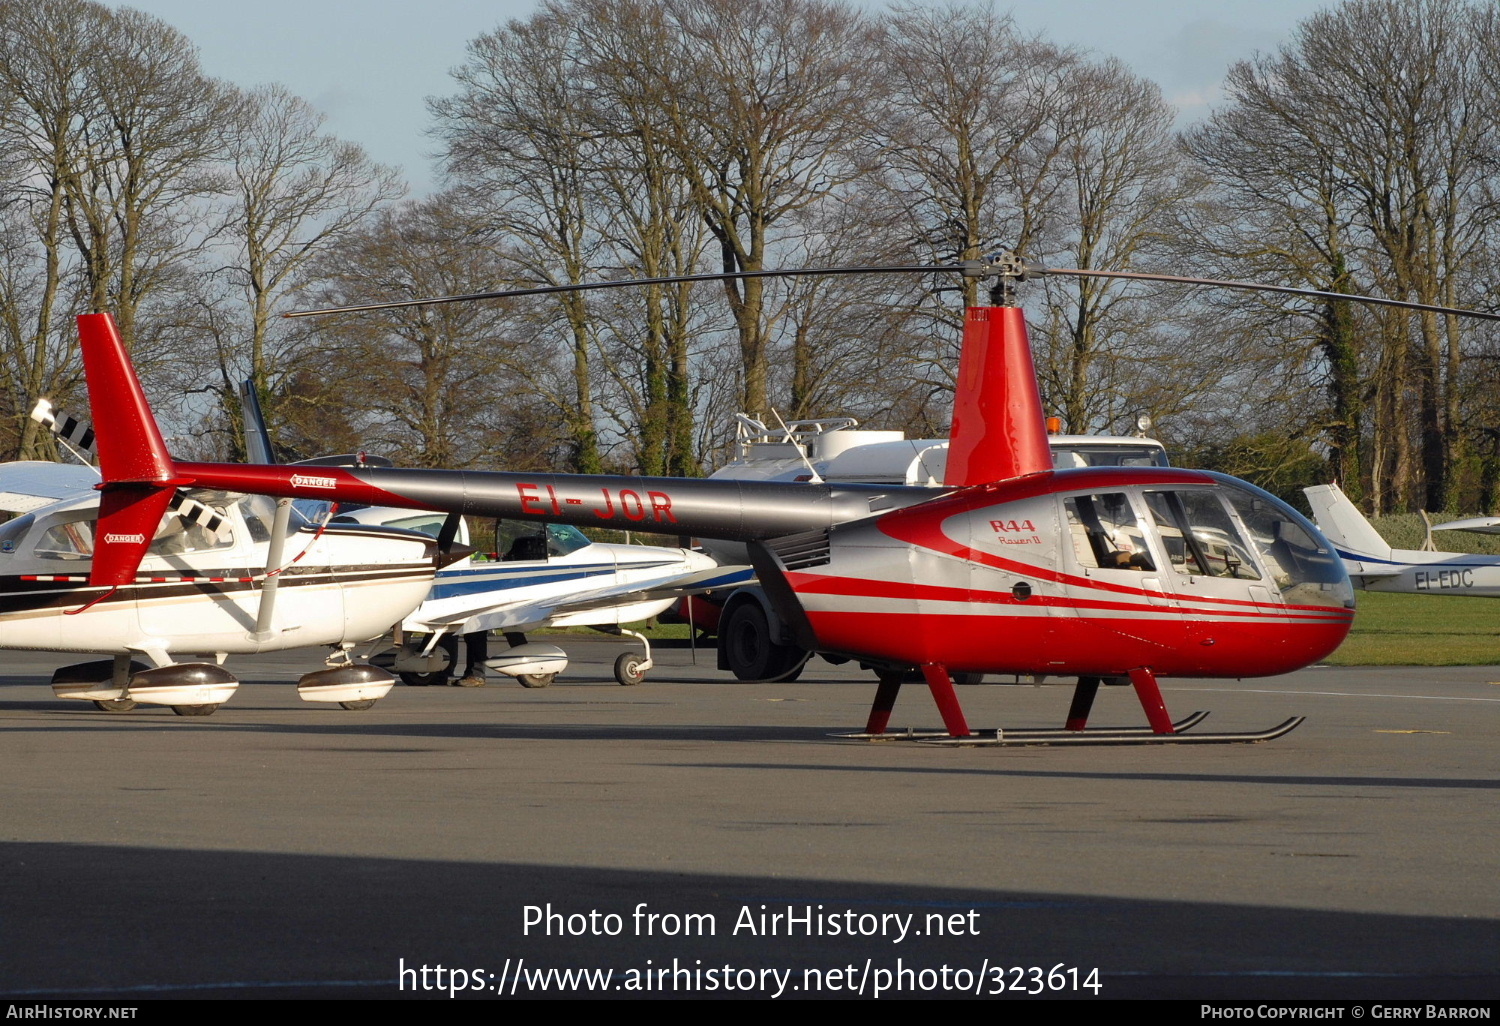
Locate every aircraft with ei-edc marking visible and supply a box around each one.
[71,253,1500,743]
[1307,482,1500,597]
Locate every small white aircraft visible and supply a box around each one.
[1305,482,1500,596]
[0,398,443,716]
[234,383,748,688]
[319,502,745,687]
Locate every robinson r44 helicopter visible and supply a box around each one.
[71,254,1499,742]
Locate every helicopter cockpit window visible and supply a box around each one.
[1064,493,1155,571]
[1215,479,1352,607]
[35,517,95,559]
[1143,490,1260,580]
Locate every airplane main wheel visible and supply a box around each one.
[171,704,219,717]
[723,602,805,682]
[517,673,555,689]
[614,653,645,686]
[339,699,377,710]
[93,699,137,712]
[398,635,457,686]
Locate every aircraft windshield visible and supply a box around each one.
[35,517,94,559]
[547,524,591,556]
[377,513,451,538]
[1052,444,1169,469]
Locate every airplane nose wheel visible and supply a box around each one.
[599,626,654,685]
[92,699,137,712]
[614,652,645,686]
[171,704,220,717]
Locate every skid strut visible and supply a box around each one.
[860,664,972,738]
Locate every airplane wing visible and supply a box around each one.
[539,563,756,616]
[1430,516,1500,535]
[414,564,755,631]
[0,461,101,512]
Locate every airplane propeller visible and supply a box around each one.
[29,399,229,538]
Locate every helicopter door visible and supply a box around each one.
[1060,491,1184,670]
[1140,488,1269,649]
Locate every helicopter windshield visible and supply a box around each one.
[1208,474,1352,608]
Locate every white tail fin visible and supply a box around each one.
[1304,484,1392,559]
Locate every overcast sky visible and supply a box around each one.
[114,0,1331,195]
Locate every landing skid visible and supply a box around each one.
[832,710,1211,741]
[919,716,1304,747]
[850,665,1303,747]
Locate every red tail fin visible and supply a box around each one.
[943,305,1052,487]
[77,313,179,586]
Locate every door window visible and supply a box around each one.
[1064,493,1155,571]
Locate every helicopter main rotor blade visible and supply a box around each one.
[1042,266,1500,322]
[284,264,950,319]
[285,255,1500,324]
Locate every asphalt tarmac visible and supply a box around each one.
[1,637,1496,1001]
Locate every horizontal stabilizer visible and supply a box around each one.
[1430,516,1500,535]
[415,564,755,631]
[1344,565,1403,581]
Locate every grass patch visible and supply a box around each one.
[1324,590,1500,665]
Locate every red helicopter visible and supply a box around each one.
[75,254,1493,744]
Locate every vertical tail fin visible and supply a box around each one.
[1304,484,1392,560]
[77,313,180,586]
[943,306,1052,487]
[238,379,276,465]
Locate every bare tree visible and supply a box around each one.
[643,0,879,418]
[307,195,542,470]
[1185,0,1500,513]
[1031,58,1197,434]
[431,10,607,473]
[0,0,104,456]
[212,83,403,448]
[59,5,228,348]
